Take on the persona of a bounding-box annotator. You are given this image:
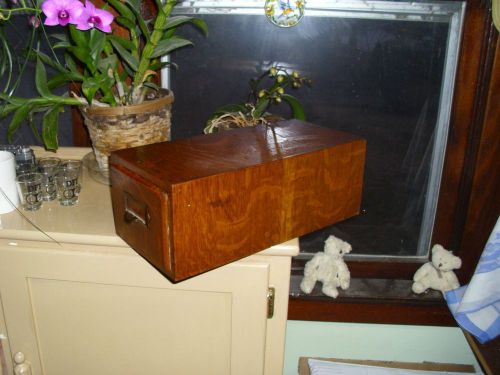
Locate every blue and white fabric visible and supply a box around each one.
[445,216,500,343]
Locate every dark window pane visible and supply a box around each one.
[170,3,461,257]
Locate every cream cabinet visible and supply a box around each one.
[0,147,298,375]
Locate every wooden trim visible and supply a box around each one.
[289,1,499,325]
[431,0,492,252]
[464,332,500,375]
[287,275,456,325]
[455,30,500,282]
[288,297,455,326]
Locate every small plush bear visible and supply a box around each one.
[300,235,351,298]
[412,244,461,294]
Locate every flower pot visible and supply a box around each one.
[81,89,174,175]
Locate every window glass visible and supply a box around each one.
[169,1,464,257]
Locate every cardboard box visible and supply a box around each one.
[298,357,477,375]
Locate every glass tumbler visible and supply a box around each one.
[55,160,82,206]
[16,172,43,211]
[38,157,61,201]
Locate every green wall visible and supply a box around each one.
[283,321,481,375]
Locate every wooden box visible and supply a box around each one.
[109,120,366,281]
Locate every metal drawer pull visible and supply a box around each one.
[124,192,150,226]
[124,207,149,226]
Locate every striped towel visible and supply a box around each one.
[445,216,500,344]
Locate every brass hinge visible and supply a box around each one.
[267,287,275,319]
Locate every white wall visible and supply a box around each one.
[283,320,481,375]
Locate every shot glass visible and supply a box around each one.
[55,160,82,206]
[16,172,43,211]
[15,147,36,175]
[37,157,61,201]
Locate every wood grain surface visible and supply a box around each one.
[110,120,366,281]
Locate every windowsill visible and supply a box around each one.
[289,275,443,301]
[288,275,456,326]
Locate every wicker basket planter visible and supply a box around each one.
[81,89,174,172]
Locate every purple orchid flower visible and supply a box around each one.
[75,1,114,33]
[41,0,84,27]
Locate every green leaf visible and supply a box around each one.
[89,29,107,61]
[52,41,72,50]
[151,36,193,59]
[69,25,88,48]
[99,92,116,105]
[143,81,160,91]
[82,74,115,105]
[64,53,79,73]
[190,18,209,36]
[50,33,69,43]
[67,46,95,73]
[107,35,136,53]
[123,0,151,42]
[120,62,136,79]
[81,78,101,104]
[148,60,177,71]
[0,93,24,106]
[162,16,208,36]
[0,103,19,118]
[127,0,141,10]
[163,28,176,39]
[28,114,43,144]
[7,103,32,142]
[97,54,118,74]
[115,16,137,31]
[109,38,139,71]
[152,0,163,12]
[48,72,84,89]
[252,99,270,119]
[212,104,248,115]
[281,94,306,120]
[33,50,68,73]
[42,105,62,150]
[35,58,53,98]
[106,0,136,22]
[118,69,129,82]
[0,32,13,92]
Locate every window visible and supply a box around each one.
[163,0,499,325]
[167,0,464,261]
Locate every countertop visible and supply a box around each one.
[0,147,298,257]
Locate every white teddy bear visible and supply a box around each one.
[412,244,461,294]
[300,235,351,298]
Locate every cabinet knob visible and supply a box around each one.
[13,352,31,375]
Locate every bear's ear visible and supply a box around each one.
[344,243,353,253]
[453,256,462,269]
[325,235,336,243]
[431,244,444,256]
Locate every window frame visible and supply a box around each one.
[288,0,500,325]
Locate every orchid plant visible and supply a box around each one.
[204,66,311,134]
[0,0,207,149]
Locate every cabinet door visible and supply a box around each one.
[0,295,12,375]
[0,242,270,375]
